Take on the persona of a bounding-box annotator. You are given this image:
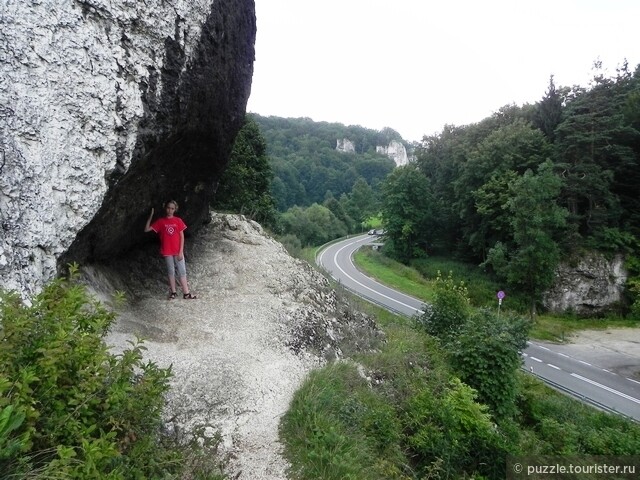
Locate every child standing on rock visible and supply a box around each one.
[145,200,197,300]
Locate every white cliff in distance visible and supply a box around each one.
[376,140,408,166]
[336,138,356,153]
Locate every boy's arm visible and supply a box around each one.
[178,230,185,260]
[144,208,155,232]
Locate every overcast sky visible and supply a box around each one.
[246,0,640,143]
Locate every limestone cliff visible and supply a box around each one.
[543,253,627,316]
[0,0,255,295]
[336,137,356,153]
[376,139,408,166]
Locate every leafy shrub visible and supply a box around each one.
[404,378,509,479]
[416,272,470,340]
[0,267,224,479]
[449,310,530,419]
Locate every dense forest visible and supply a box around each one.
[253,114,406,211]
[214,115,407,248]
[382,62,640,314]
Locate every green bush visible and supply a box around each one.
[0,268,224,479]
[416,272,471,340]
[404,378,509,479]
[449,310,530,419]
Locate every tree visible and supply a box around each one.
[214,116,277,226]
[484,161,568,315]
[280,203,348,246]
[0,271,177,477]
[454,120,553,259]
[381,165,434,262]
[534,75,564,141]
[553,73,637,238]
[416,272,471,340]
[344,177,377,226]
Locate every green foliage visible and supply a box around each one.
[381,165,434,262]
[281,321,513,480]
[415,269,530,419]
[416,272,470,339]
[253,114,397,212]
[449,310,530,419]
[585,227,638,253]
[450,119,553,259]
[483,162,568,315]
[279,203,348,246]
[214,115,277,227]
[280,363,406,480]
[405,378,509,479]
[404,66,640,317]
[0,270,224,479]
[517,373,640,455]
[282,292,640,479]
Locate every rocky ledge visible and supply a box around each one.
[83,212,383,479]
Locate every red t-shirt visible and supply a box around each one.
[150,216,187,256]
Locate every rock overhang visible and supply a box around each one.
[0,0,256,294]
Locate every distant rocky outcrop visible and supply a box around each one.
[0,0,255,295]
[376,140,408,166]
[336,138,356,153]
[543,253,627,316]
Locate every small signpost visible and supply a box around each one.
[497,290,506,317]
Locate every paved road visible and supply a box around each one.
[317,234,640,422]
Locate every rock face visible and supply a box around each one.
[0,0,255,295]
[376,139,408,166]
[336,137,356,153]
[543,253,627,316]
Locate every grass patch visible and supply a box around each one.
[280,293,640,479]
[362,214,383,230]
[353,249,433,303]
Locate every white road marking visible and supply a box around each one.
[530,357,543,363]
[571,373,640,405]
[322,237,424,315]
[547,364,561,370]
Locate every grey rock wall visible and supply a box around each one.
[0,0,255,295]
[543,253,627,316]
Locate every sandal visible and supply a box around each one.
[168,291,177,300]
[183,292,197,299]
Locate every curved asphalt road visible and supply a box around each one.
[317,234,640,422]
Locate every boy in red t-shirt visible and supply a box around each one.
[145,200,197,299]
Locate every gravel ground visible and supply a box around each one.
[86,213,381,479]
[546,327,640,380]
